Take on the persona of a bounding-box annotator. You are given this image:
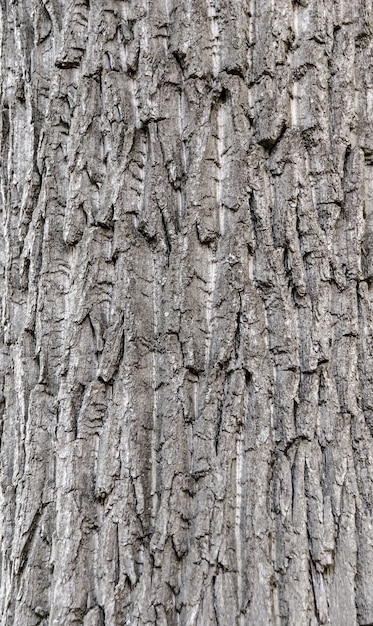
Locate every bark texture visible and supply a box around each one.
[1,0,373,624]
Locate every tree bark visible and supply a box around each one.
[1,0,373,624]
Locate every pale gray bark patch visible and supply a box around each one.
[1,0,373,624]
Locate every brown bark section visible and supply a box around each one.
[1,0,373,624]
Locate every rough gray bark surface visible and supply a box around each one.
[1,0,373,624]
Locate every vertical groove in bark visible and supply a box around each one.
[1,0,373,624]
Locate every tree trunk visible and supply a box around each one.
[1,0,373,624]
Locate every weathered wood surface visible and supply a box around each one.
[1,0,373,624]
